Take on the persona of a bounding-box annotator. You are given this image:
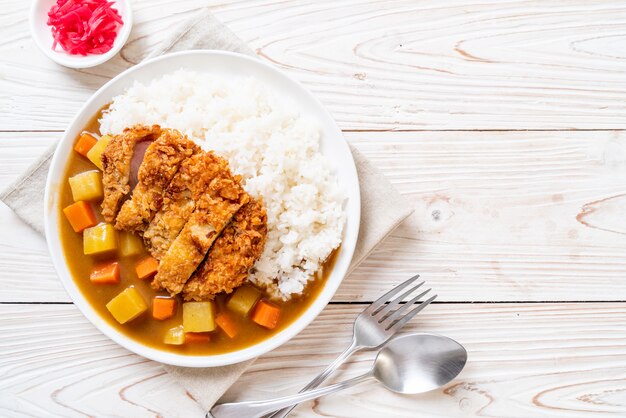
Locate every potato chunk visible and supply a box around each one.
[106,287,148,324]
[182,301,216,333]
[119,231,143,257]
[86,135,112,170]
[83,223,117,255]
[163,325,185,345]
[227,285,261,317]
[69,171,103,202]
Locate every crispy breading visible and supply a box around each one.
[100,125,162,222]
[143,151,231,259]
[183,198,267,301]
[115,129,199,232]
[152,174,250,295]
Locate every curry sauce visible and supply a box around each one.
[58,109,336,355]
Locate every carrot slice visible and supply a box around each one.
[251,300,281,330]
[63,201,97,232]
[74,133,98,157]
[136,256,159,280]
[216,312,239,339]
[90,261,120,285]
[185,332,211,344]
[152,297,176,320]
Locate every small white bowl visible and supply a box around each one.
[30,0,132,69]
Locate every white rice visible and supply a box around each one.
[99,69,346,300]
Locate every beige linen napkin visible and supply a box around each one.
[1,8,413,411]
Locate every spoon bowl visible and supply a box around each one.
[209,333,468,418]
[373,333,467,394]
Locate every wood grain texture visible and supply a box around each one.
[0,133,54,187]
[1,303,626,417]
[2,1,626,417]
[2,131,625,302]
[3,0,626,131]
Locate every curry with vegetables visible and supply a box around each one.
[58,111,333,355]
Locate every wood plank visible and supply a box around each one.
[3,1,626,131]
[0,133,54,188]
[346,129,626,302]
[1,303,625,417]
[0,133,62,302]
[1,131,626,302]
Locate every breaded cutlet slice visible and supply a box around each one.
[101,125,162,223]
[115,129,198,233]
[143,151,231,259]
[152,174,250,295]
[183,198,267,301]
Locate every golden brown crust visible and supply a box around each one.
[183,198,267,301]
[143,151,231,259]
[101,125,162,223]
[115,129,199,232]
[152,169,250,295]
[103,124,266,299]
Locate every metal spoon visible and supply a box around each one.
[207,333,467,418]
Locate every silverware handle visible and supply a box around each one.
[207,372,371,418]
[267,339,359,418]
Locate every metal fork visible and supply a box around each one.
[266,274,437,418]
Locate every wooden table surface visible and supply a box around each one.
[2,1,626,417]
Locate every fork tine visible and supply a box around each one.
[372,281,425,317]
[382,289,431,326]
[386,294,437,331]
[363,274,421,314]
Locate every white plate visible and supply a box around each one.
[44,50,361,367]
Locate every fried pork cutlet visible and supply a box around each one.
[183,198,267,301]
[152,174,250,295]
[143,151,231,259]
[101,125,162,223]
[115,129,199,233]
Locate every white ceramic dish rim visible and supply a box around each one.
[29,0,133,69]
[44,50,361,367]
